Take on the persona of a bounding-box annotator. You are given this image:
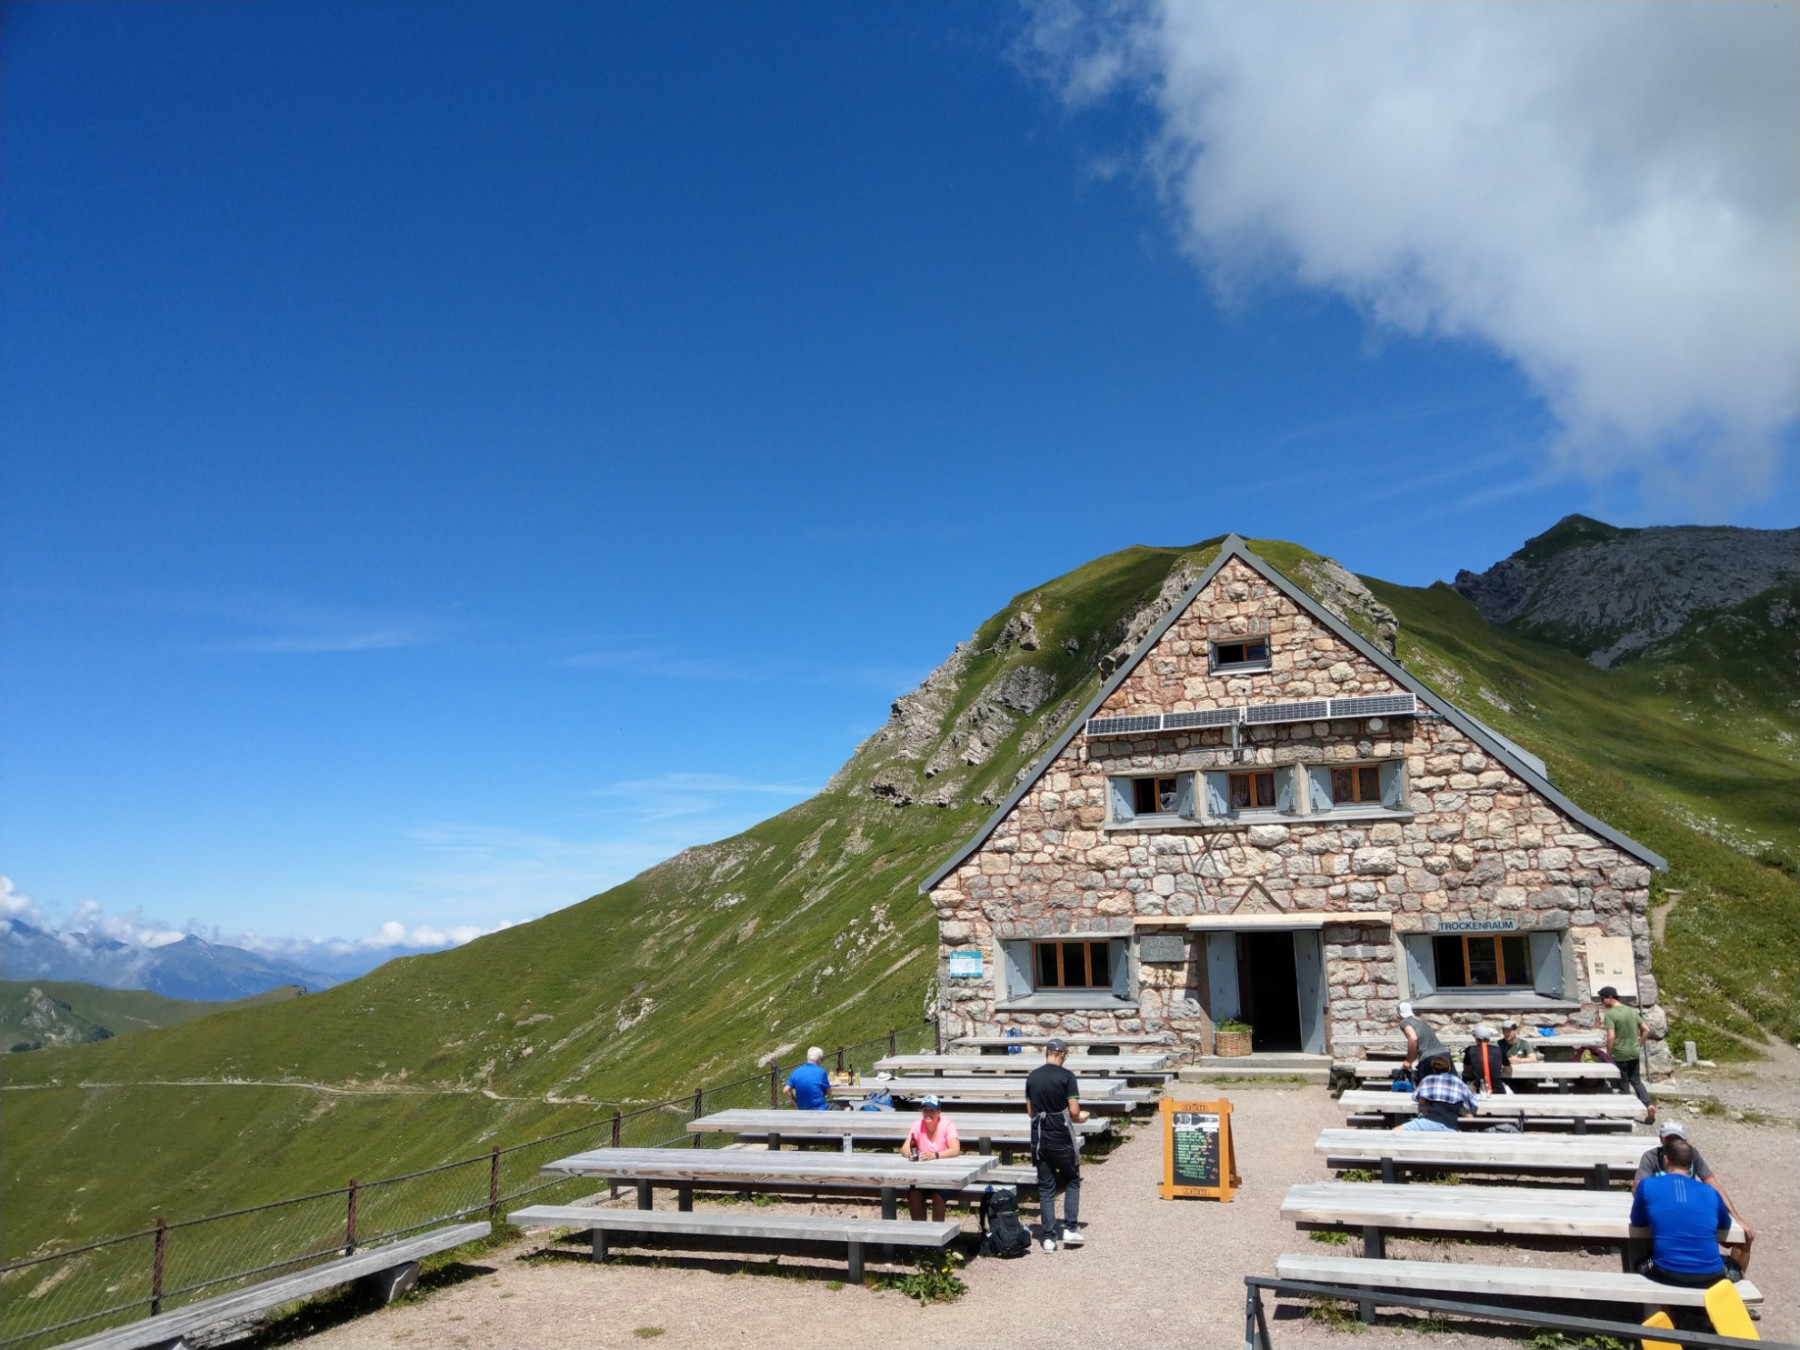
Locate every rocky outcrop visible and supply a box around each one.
[1454,517,1800,668]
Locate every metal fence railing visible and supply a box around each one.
[0,1020,936,1350]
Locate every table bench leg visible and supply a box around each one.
[1588,1163,1611,1191]
[1243,1285,1274,1350]
[976,1135,992,1156]
[591,1230,609,1263]
[677,1186,693,1213]
[769,1132,782,1152]
[636,1180,653,1211]
[357,1260,421,1304]
[1380,1158,1406,1185]
[1358,1227,1385,1324]
[1573,1118,1588,1135]
[847,1241,864,1283]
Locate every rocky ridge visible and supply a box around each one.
[1454,515,1799,668]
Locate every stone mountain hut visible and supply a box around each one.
[921,536,1668,1065]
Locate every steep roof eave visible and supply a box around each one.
[918,535,1664,896]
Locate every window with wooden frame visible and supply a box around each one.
[1132,776,1182,816]
[1431,934,1533,988]
[1211,637,1271,671]
[1228,770,1276,810]
[1033,940,1114,990]
[1331,765,1383,805]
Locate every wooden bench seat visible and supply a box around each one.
[509,1204,960,1282]
[1315,1128,1649,1186]
[58,1222,491,1350]
[1275,1253,1763,1310]
[1339,1089,1643,1133]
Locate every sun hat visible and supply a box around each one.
[1044,1036,1069,1053]
[1658,1119,1687,1139]
[1500,1019,1519,1030]
[921,1094,941,1110]
[1598,985,1619,1000]
[1397,1002,1415,1018]
[1473,1024,1496,1040]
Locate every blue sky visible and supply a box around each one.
[3,1,1794,962]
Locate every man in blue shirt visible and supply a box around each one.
[1629,1136,1738,1287]
[783,1046,832,1111]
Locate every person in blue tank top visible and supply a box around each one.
[783,1046,832,1110]
[1629,1136,1738,1288]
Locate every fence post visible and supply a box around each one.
[888,1028,897,1057]
[836,1045,845,1075]
[691,1087,703,1148]
[933,1018,942,1053]
[609,1109,623,1197]
[345,1180,358,1255]
[150,1218,167,1316]
[769,1061,779,1109]
[488,1147,501,1222]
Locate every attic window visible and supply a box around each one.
[1211,638,1271,672]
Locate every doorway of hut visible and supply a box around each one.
[1238,932,1303,1052]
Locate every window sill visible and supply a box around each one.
[1211,662,1272,675]
[1105,809,1413,833]
[1411,993,1579,1013]
[995,994,1140,1013]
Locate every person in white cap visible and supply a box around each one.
[1633,1120,1755,1273]
[1500,1019,1536,1061]
[1459,1024,1510,1095]
[1396,1002,1449,1080]
[900,1093,961,1221]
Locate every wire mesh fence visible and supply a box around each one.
[0,1019,936,1350]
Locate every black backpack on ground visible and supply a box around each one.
[977,1186,1032,1259]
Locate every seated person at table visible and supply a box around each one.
[1393,1055,1478,1131]
[1459,1024,1510,1094]
[1630,1135,1741,1287]
[1634,1120,1756,1274]
[783,1047,832,1111]
[1500,1019,1536,1061]
[899,1094,961,1221]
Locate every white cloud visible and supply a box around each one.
[0,876,48,926]
[1025,1,1799,507]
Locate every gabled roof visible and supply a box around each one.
[919,535,1665,893]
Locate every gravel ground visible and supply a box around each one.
[294,1066,1798,1350]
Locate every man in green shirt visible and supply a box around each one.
[1599,985,1654,1120]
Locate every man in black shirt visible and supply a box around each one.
[1025,1037,1089,1252]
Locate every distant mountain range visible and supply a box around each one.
[0,918,338,1000]
[2,978,305,1054]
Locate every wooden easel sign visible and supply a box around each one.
[1158,1098,1240,1202]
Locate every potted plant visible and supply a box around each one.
[1215,1019,1253,1057]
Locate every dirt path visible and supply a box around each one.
[0,1079,594,1105]
[287,1073,1799,1350]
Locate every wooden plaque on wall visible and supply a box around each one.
[1158,1097,1240,1202]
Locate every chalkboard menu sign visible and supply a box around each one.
[1158,1098,1239,1201]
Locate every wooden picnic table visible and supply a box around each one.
[1338,1089,1644,1133]
[1344,1060,1622,1092]
[1348,1030,1606,1060]
[540,1146,995,1218]
[831,1077,1138,1110]
[874,1051,1173,1077]
[1280,1180,1744,1265]
[1314,1128,1651,1187]
[685,1108,1105,1163]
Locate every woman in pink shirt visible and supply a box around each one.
[899,1094,961,1220]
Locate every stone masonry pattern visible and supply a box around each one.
[929,556,1664,1065]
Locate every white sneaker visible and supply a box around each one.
[1061,1228,1086,1247]
[1041,1237,1057,1253]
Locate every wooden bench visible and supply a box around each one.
[1344,1031,1606,1061]
[1275,1253,1762,1322]
[1280,1181,1745,1268]
[1343,1060,1622,1092]
[1315,1128,1650,1187]
[875,1052,1173,1078]
[952,1034,1171,1053]
[509,1204,960,1282]
[57,1222,491,1350]
[1338,1089,1644,1133]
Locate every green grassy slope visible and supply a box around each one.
[4,533,1793,1261]
[1,981,304,1054]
